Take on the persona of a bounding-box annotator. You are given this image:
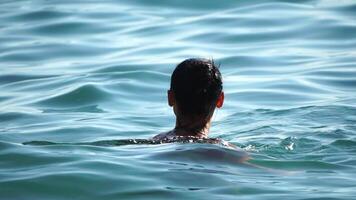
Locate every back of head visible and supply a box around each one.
[170,58,223,118]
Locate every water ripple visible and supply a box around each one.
[1,0,356,199]
[36,84,111,107]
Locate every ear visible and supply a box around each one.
[167,90,175,107]
[216,91,224,108]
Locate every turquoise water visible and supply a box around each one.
[1,0,356,199]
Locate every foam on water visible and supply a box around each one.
[1,0,356,199]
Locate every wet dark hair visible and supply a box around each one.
[170,58,223,117]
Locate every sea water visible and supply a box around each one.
[1,0,356,199]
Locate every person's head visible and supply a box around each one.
[168,58,224,120]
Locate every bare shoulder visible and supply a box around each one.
[152,131,174,140]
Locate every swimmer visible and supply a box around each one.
[152,59,299,173]
[153,58,225,141]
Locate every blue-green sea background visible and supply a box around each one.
[1,0,356,199]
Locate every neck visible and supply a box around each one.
[173,115,212,138]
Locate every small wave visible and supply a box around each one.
[229,105,356,119]
[8,10,68,22]
[249,159,346,170]
[36,84,111,107]
[228,90,318,106]
[42,105,105,113]
[29,21,115,36]
[330,139,356,149]
[306,77,356,90]
[0,112,37,122]
[0,74,56,85]
[23,137,228,147]
[331,3,356,15]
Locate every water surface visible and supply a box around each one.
[1,0,356,199]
